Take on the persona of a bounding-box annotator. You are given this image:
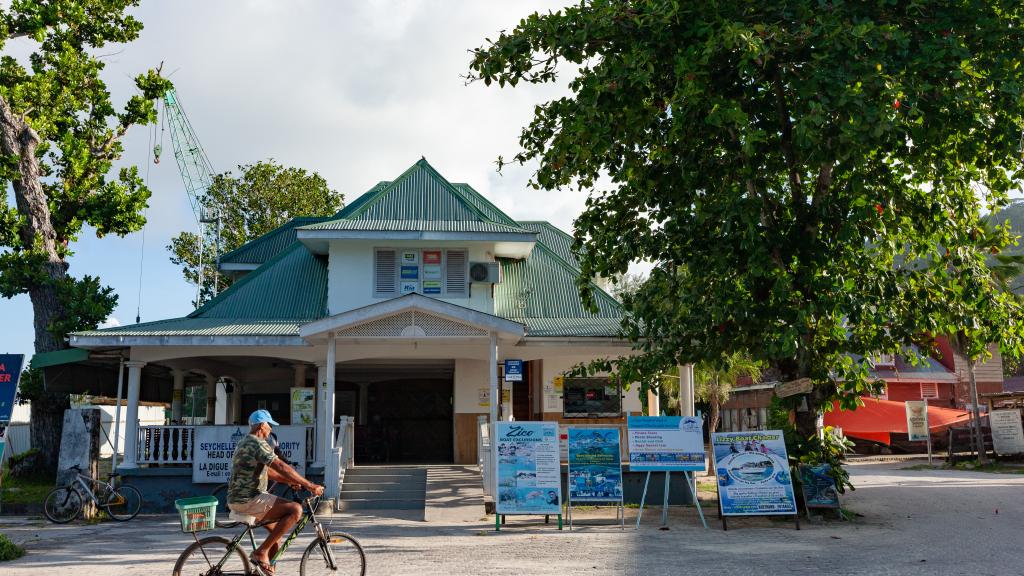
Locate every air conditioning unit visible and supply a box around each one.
[469,261,500,283]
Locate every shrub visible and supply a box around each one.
[0,533,25,562]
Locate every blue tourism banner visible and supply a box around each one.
[627,415,706,471]
[711,430,798,516]
[798,463,841,509]
[0,354,25,422]
[495,422,561,515]
[567,428,623,502]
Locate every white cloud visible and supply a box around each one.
[99,317,122,329]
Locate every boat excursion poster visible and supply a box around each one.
[627,415,706,471]
[495,422,562,515]
[710,430,798,516]
[567,428,623,503]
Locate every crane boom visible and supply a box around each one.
[162,89,216,225]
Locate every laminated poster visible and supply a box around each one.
[798,463,840,509]
[290,387,315,425]
[627,415,706,471]
[567,428,623,502]
[193,425,306,483]
[495,422,561,515]
[711,430,798,516]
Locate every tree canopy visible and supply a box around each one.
[470,1,1024,434]
[168,159,343,304]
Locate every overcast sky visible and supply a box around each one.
[1,0,614,360]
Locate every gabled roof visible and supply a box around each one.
[299,159,534,235]
[219,216,332,268]
[518,221,579,268]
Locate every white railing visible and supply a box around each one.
[326,416,355,509]
[137,425,195,465]
[477,416,492,500]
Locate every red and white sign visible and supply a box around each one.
[423,250,442,265]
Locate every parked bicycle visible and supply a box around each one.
[173,489,365,576]
[43,464,143,523]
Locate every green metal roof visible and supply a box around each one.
[518,221,579,268]
[220,217,332,265]
[73,318,305,337]
[30,347,90,369]
[302,159,533,234]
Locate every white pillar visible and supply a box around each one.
[357,383,370,425]
[647,388,660,417]
[215,380,228,425]
[488,333,499,424]
[230,381,242,424]
[323,335,336,464]
[171,369,185,423]
[313,362,326,468]
[121,361,146,469]
[679,364,695,417]
[205,375,218,424]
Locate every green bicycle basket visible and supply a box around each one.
[175,495,218,533]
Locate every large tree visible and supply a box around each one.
[471,1,1024,439]
[1,1,169,471]
[168,159,342,305]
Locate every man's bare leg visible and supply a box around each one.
[254,499,302,565]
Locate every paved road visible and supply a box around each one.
[1,462,1021,575]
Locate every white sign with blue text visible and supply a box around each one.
[193,425,306,483]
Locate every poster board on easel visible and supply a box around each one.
[494,421,563,530]
[566,427,624,530]
[710,430,800,530]
[627,415,708,529]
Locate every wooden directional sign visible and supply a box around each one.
[775,378,813,398]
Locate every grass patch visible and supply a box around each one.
[0,533,26,562]
[1,463,54,506]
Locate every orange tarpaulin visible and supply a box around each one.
[823,397,973,445]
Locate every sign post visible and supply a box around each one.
[0,354,25,497]
[627,415,707,529]
[566,428,624,530]
[710,430,799,530]
[494,421,562,530]
[905,400,931,465]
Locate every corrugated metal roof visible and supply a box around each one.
[220,217,332,265]
[518,221,579,268]
[513,317,625,338]
[301,219,533,234]
[74,317,304,337]
[451,183,521,227]
[189,241,328,320]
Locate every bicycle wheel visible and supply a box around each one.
[300,532,365,576]
[212,484,240,528]
[43,486,83,524]
[104,484,142,521]
[172,535,250,576]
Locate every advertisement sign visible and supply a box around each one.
[423,265,442,280]
[627,415,706,471]
[495,422,561,515]
[905,400,929,441]
[193,425,306,483]
[711,430,798,516]
[423,280,441,294]
[400,281,418,294]
[423,250,442,265]
[567,428,622,502]
[290,388,315,425]
[504,359,523,382]
[402,250,418,264]
[798,463,840,509]
[990,409,1024,455]
[400,265,419,279]
[0,354,25,422]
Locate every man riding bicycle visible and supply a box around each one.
[228,410,324,575]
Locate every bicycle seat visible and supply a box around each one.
[228,510,257,526]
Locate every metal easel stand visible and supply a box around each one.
[635,471,707,530]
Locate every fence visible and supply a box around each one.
[137,425,195,465]
[1,422,31,464]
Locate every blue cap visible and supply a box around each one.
[248,409,280,427]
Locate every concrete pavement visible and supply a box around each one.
[1,461,1021,575]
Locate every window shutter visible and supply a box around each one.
[375,249,397,296]
[920,383,939,399]
[445,250,467,296]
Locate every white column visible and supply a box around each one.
[647,388,660,417]
[679,364,695,417]
[171,369,185,423]
[205,375,218,424]
[121,361,146,469]
[313,362,326,468]
[230,381,242,424]
[357,383,370,425]
[323,334,337,464]
[488,333,498,424]
[215,380,228,425]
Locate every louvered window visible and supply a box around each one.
[374,249,397,297]
[445,249,468,297]
[920,383,939,399]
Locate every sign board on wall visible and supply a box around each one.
[567,428,623,502]
[193,425,307,483]
[504,360,523,382]
[495,422,561,515]
[711,430,797,516]
[990,409,1024,455]
[774,378,813,398]
[627,415,706,471]
[905,400,930,441]
[290,388,315,425]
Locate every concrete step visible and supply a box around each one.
[341,488,426,498]
[337,498,425,511]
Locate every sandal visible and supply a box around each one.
[250,555,275,576]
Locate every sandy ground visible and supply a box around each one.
[1,460,1021,575]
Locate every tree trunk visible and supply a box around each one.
[967,359,988,464]
[709,398,721,434]
[1,93,71,472]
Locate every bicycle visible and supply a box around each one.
[173,490,365,576]
[211,476,297,528]
[43,464,143,523]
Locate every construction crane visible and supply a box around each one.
[154,88,222,305]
